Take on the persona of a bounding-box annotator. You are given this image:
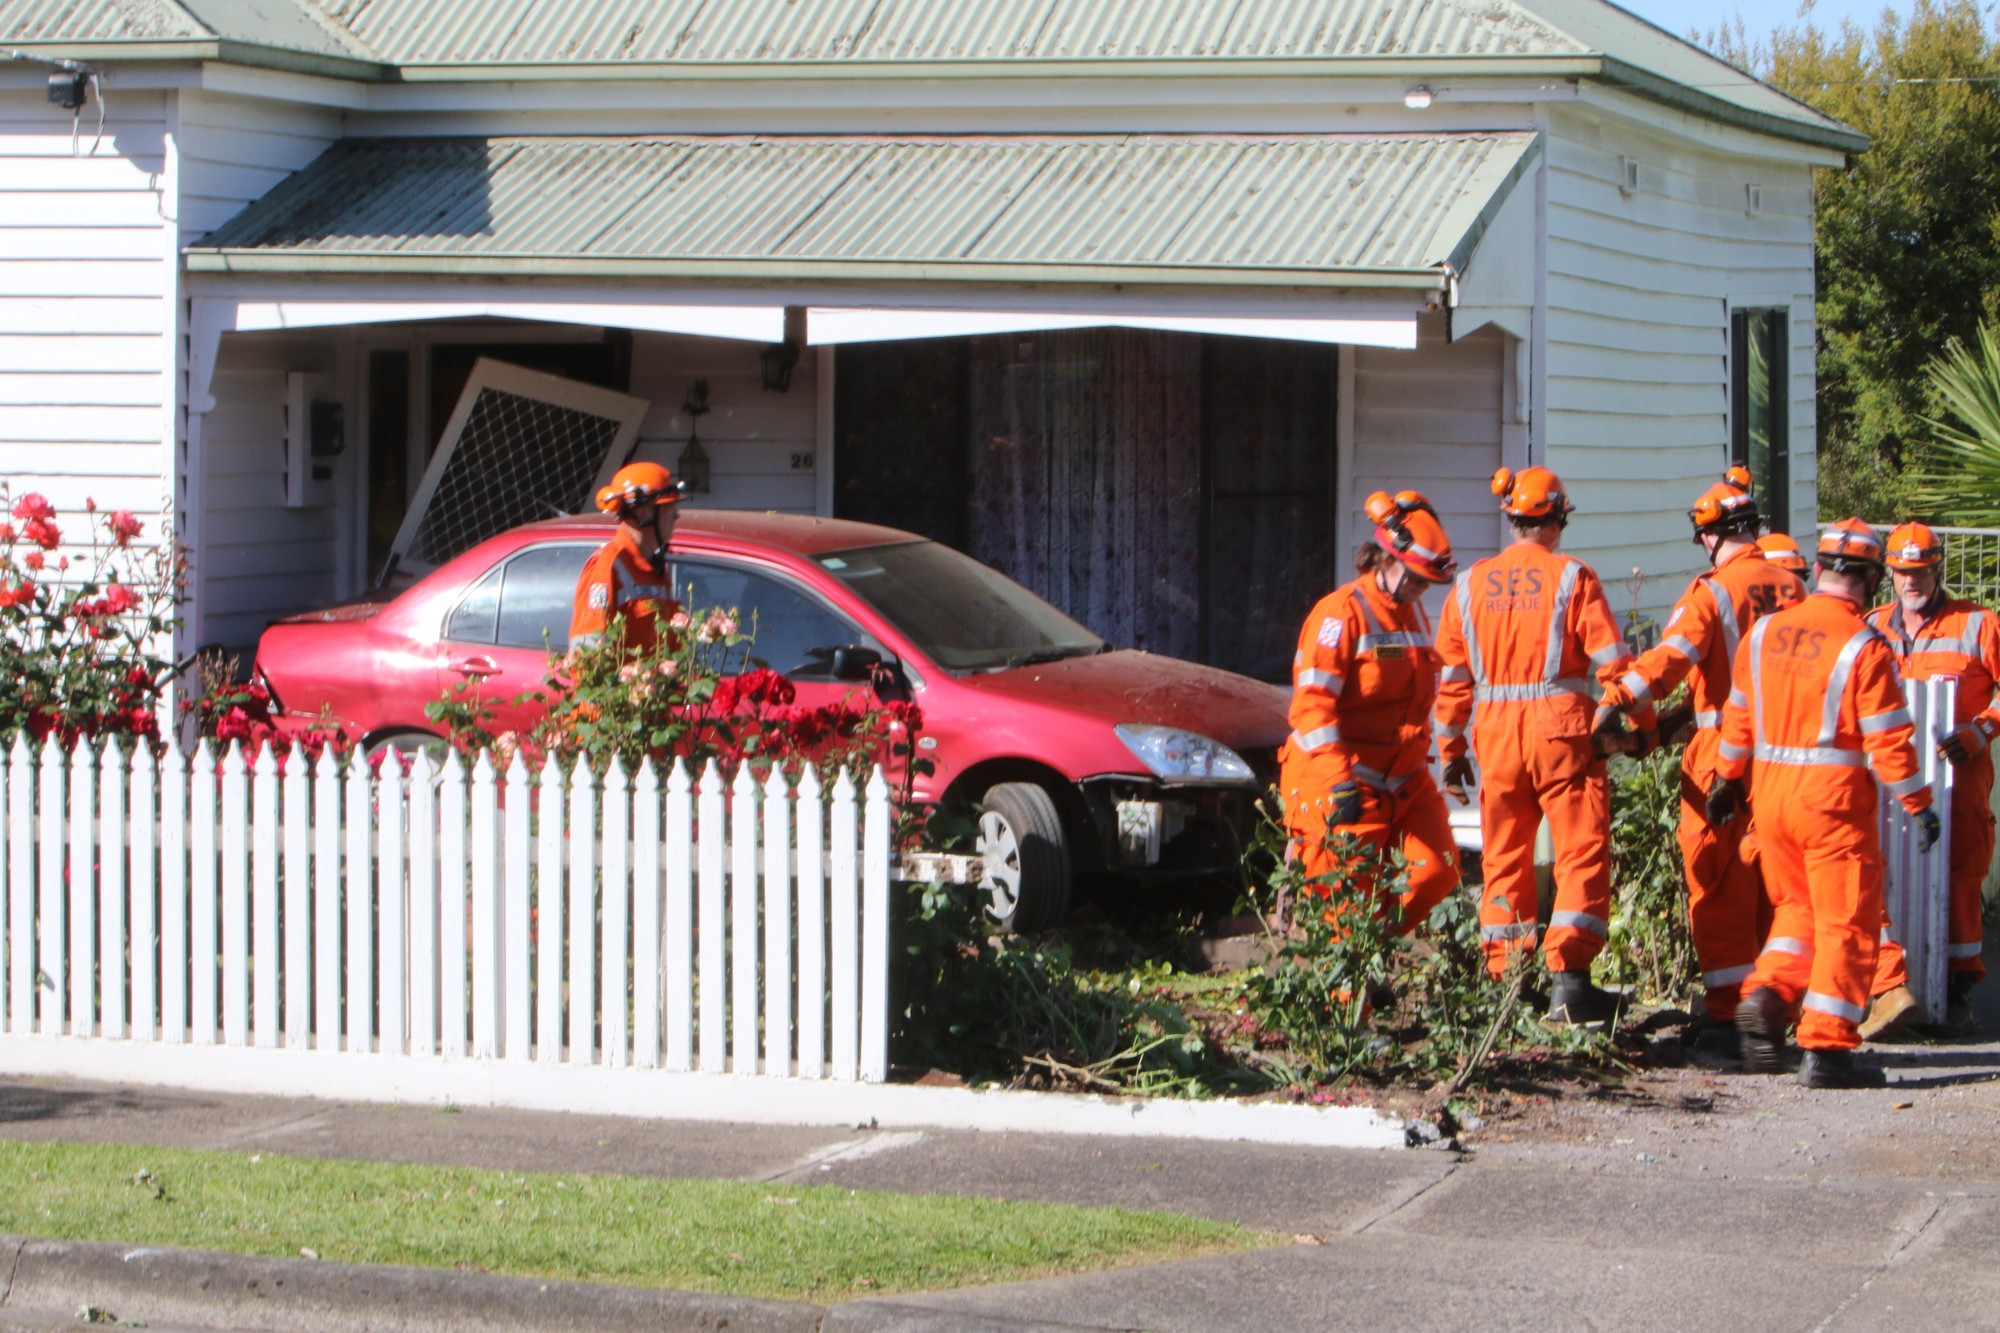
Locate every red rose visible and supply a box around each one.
[22,552,43,572]
[10,493,54,523]
[21,517,59,550]
[107,511,142,547]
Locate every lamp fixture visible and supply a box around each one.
[677,379,712,494]
[1403,84,1435,110]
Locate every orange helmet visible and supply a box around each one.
[1884,521,1943,571]
[1365,489,1458,583]
[1755,532,1808,575]
[1814,517,1886,574]
[1491,466,1572,521]
[1688,467,1760,537]
[594,461,685,516]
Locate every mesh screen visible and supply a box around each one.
[408,387,621,568]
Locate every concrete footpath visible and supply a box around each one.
[3,982,2000,1331]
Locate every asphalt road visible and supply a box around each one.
[2,978,1998,1331]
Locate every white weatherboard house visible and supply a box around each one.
[2,0,1858,690]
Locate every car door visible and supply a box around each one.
[672,557,905,779]
[438,542,596,739]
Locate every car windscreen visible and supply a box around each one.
[814,541,1103,673]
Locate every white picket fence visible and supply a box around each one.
[0,737,894,1086]
[1882,677,1956,1021]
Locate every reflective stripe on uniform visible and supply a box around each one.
[1619,671,1652,704]
[1802,990,1867,1023]
[1703,964,1754,987]
[1859,707,1913,734]
[1755,743,1868,768]
[1913,610,1984,657]
[1764,936,1811,958]
[1296,669,1342,690]
[1291,726,1342,751]
[1707,578,1741,668]
[1718,740,1750,762]
[1662,634,1700,662]
[1352,764,1414,793]
[1818,627,1879,746]
[1434,720,1465,740]
[1482,922,1537,942]
[1749,617,1772,751]
[1884,772,1927,798]
[1454,571,1486,687]
[1950,942,1986,959]
[1475,678,1590,703]
[1694,710,1721,729]
[1359,631,1432,653]
[1549,910,1608,938]
[1440,665,1471,684]
[1545,561,1583,680]
[1729,686,1749,709]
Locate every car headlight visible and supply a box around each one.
[1113,723,1255,785]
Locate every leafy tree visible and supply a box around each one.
[1913,321,2000,525]
[1707,2,2000,521]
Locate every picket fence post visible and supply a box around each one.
[408,749,440,1058]
[829,768,859,1081]
[469,751,498,1060]
[632,757,662,1071]
[8,735,31,1035]
[796,766,826,1080]
[98,738,126,1042]
[281,745,310,1050]
[251,744,279,1049]
[763,765,793,1078]
[696,759,725,1073]
[130,742,157,1043]
[535,750,564,1064]
[601,755,631,1069]
[503,751,531,1063]
[663,758,694,1072]
[729,763,759,1073]
[160,741,188,1044]
[311,747,341,1051]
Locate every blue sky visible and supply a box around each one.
[1616,0,1925,48]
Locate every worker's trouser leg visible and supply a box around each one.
[1949,759,1994,981]
[1745,785,1883,1053]
[1475,722,1610,977]
[1678,734,1763,1022]
[1283,766,1460,936]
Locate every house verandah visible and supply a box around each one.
[180,132,1535,677]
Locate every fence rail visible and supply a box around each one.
[0,738,893,1084]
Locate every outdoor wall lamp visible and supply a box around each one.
[1403,84,1435,110]
[677,379,712,493]
[760,305,808,392]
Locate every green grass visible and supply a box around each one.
[0,1139,1262,1302]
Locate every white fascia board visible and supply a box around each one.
[200,61,370,111]
[218,297,783,342]
[1573,82,1852,168]
[808,307,1417,349]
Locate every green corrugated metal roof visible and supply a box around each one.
[185,132,1539,287]
[0,0,1860,153]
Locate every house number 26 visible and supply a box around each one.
[790,452,815,470]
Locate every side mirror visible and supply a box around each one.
[830,645,884,682]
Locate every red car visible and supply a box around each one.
[253,512,1290,930]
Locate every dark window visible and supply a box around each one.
[833,340,969,548]
[366,349,411,581]
[1731,309,1790,532]
[496,544,595,650]
[674,560,871,680]
[444,564,502,644]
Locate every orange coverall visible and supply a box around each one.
[1869,597,2000,984]
[1716,590,1934,1052]
[1598,546,1804,1020]
[1281,575,1459,931]
[1434,545,1645,976]
[569,526,682,653]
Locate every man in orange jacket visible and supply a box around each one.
[1863,522,2000,1037]
[570,461,687,654]
[1281,491,1461,933]
[1433,467,1654,1024]
[1711,519,1941,1088]
[1595,469,1803,1036]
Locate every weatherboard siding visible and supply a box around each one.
[622,332,821,517]
[1541,102,1817,619]
[0,88,173,534]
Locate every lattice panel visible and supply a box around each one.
[406,387,623,569]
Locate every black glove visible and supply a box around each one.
[1916,807,1943,853]
[1939,721,1991,768]
[1441,756,1475,805]
[1705,776,1746,826]
[1329,781,1363,827]
[1655,700,1696,747]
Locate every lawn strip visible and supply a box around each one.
[0,1139,1264,1302]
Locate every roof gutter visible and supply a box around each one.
[179,251,1453,289]
[0,37,391,81]
[1595,56,1867,156]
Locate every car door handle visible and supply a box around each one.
[452,656,499,678]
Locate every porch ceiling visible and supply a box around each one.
[184,132,1540,290]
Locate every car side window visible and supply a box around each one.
[497,544,596,650]
[444,565,502,644]
[673,560,875,681]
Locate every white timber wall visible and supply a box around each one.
[1349,318,1510,620]
[1541,99,1819,620]
[623,331,821,516]
[0,86,175,531]
[173,91,342,657]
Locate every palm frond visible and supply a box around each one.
[1914,322,2000,527]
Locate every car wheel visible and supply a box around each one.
[362,730,453,776]
[976,782,1073,933]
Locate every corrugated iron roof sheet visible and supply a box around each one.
[0,0,210,43]
[188,133,1538,284]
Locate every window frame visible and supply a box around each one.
[1730,306,1791,533]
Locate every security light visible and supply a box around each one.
[1403,85,1435,110]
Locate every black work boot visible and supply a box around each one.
[1942,972,1979,1039]
[1797,1048,1888,1089]
[1736,986,1788,1074]
[1545,971,1620,1026]
[1689,1020,1742,1061]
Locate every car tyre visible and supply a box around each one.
[977,782,1072,933]
[362,730,454,776]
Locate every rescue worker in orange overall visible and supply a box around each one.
[1433,467,1654,1024]
[1757,532,1810,579]
[569,461,687,653]
[1859,522,2000,1038]
[1593,468,1803,1039]
[1711,519,1941,1088]
[1280,490,1461,933]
